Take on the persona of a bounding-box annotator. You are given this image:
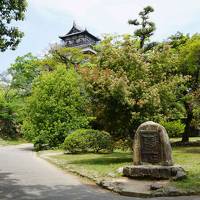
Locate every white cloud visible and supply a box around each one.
[29,0,200,40]
[1,0,200,73]
[30,0,100,19]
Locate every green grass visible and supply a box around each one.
[172,146,200,192]
[170,137,200,143]
[0,138,27,146]
[40,151,132,180]
[41,146,200,193]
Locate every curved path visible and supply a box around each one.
[0,144,199,200]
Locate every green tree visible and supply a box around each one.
[96,35,146,78]
[9,53,40,96]
[80,67,133,139]
[0,85,18,138]
[47,45,89,70]
[0,0,27,51]
[128,6,156,50]
[179,34,200,142]
[147,43,187,133]
[168,32,189,49]
[22,66,90,149]
[80,36,186,140]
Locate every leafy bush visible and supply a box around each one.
[113,139,133,151]
[63,129,113,153]
[80,35,186,140]
[0,87,18,139]
[22,66,90,150]
[160,120,185,138]
[33,135,49,152]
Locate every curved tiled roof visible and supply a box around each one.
[59,22,100,41]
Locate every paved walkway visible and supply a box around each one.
[0,144,199,200]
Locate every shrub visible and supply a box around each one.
[22,66,90,150]
[113,139,133,151]
[33,135,49,152]
[0,87,18,139]
[160,120,185,138]
[63,129,113,153]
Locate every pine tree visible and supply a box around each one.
[128,6,156,50]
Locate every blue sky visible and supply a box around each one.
[1,0,200,73]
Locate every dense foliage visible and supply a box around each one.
[22,66,90,149]
[9,53,40,96]
[0,86,18,138]
[175,34,200,141]
[80,36,186,140]
[0,0,27,51]
[161,120,185,138]
[1,5,200,149]
[4,33,200,147]
[63,129,113,153]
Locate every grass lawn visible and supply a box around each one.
[40,145,200,193]
[170,137,200,143]
[0,138,27,146]
[172,146,200,192]
[39,151,132,181]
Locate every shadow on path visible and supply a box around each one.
[17,144,35,152]
[0,145,199,200]
[0,171,135,200]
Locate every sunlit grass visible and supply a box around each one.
[0,138,27,146]
[41,146,200,192]
[170,137,200,143]
[172,146,200,192]
[41,151,132,180]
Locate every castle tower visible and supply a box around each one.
[59,22,100,54]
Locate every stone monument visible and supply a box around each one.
[123,121,186,180]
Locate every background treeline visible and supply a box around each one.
[0,6,199,151]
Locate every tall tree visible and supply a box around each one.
[0,85,18,138]
[179,34,200,142]
[128,6,156,50]
[81,36,186,140]
[47,45,88,70]
[22,66,89,149]
[8,53,40,96]
[168,32,189,49]
[0,0,27,51]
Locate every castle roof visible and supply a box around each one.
[59,22,100,41]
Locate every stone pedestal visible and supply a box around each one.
[123,165,186,180]
[123,121,186,180]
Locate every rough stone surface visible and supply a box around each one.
[99,178,193,197]
[108,172,116,178]
[133,121,173,166]
[99,178,197,197]
[150,182,164,190]
[123,165,186,180]
[162,186,185,196]
[123,121,187,180]
[117,167,124,174]
[100,178,154,197]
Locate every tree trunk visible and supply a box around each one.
[140,36,145,49]
[182,102,193,142]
